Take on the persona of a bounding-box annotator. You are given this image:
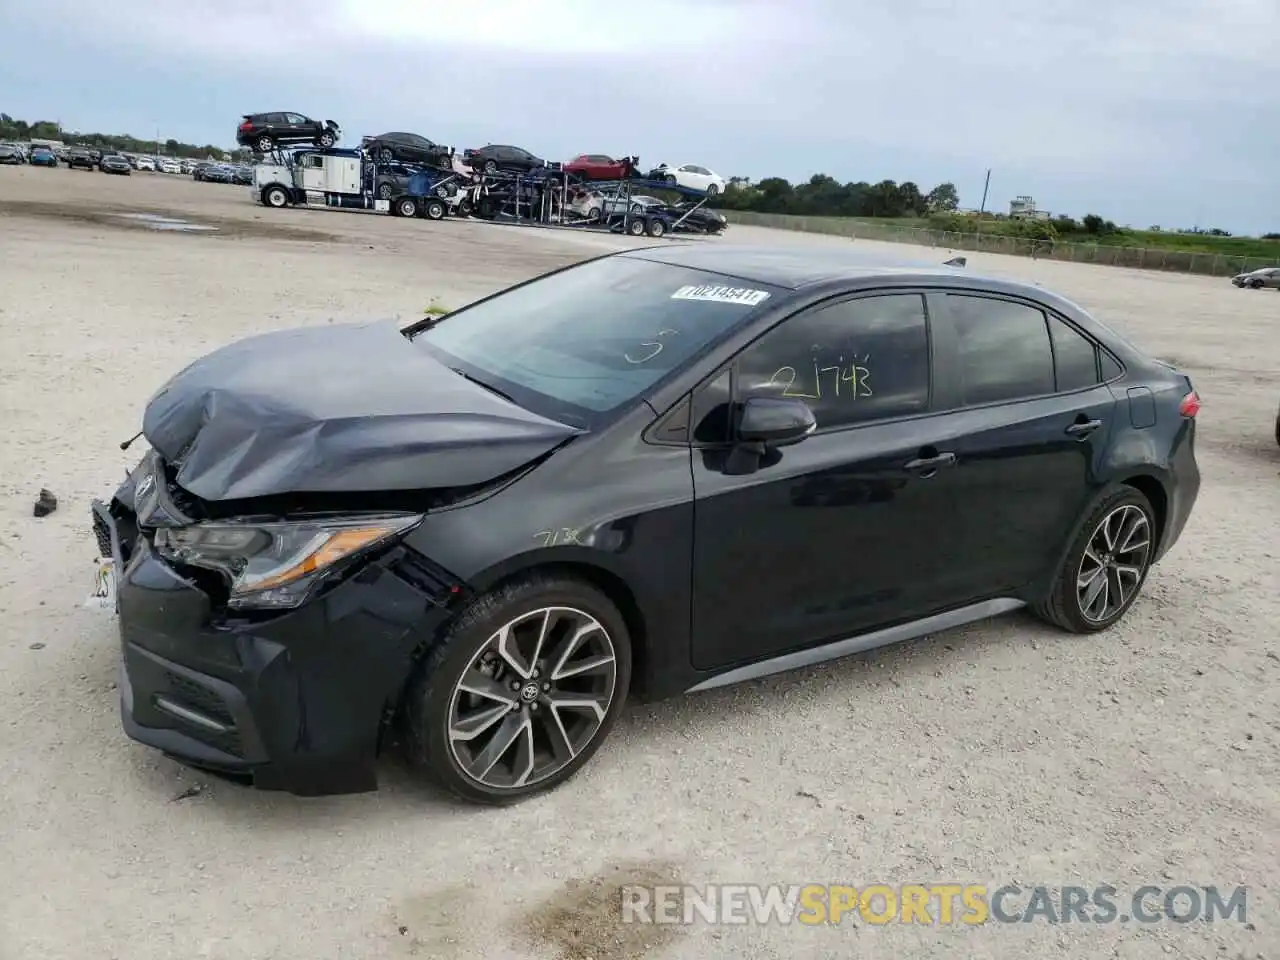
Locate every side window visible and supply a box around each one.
[734,294,931,430]
[1047,314,1100,392]
[285,114,307,124]
[948,295,1054,405]
[1099,350,1123,380]
[265,113,286,124]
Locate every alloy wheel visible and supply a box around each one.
[447,606,618,790]
[1076,504,1152,623]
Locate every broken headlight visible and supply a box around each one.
[154,514,422,610]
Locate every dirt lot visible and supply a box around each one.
[1,167,1276,960]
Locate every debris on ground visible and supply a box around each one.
[32,488,57,517]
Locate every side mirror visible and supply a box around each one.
[737,396,816,447]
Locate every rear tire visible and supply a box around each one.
[1032,487,1156,633]
[255,135,273,153]
[425,199,446,220]
[396,197,419,218]
[646,217,667,238]
[483,160,498,174]
[318,131,336,149]
[378,182,394,200]
[402,574,631,805]
[706,183,720,196]
[627,217,646,236]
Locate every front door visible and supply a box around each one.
[690,291,967,672]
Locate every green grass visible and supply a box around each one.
[423,298,449,316]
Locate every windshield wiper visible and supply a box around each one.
[449,367,517,405]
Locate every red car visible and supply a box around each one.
[563,154,638,181]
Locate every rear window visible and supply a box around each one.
[412,256,781,428]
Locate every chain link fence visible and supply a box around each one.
[722,212,1280,277]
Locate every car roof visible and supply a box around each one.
[619,243,1069,302]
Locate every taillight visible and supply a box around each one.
[1179,390,1201,418]
[239,121,252,131]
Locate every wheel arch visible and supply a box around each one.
[1032,470,1173,604]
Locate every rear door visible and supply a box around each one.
[926,292,1119,595]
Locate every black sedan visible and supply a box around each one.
[100,154,131,175]
[462,143,545,174]
[364,132,452,167]
[669,200,727,234]
[90,245,1200,804]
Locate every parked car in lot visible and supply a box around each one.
[237,112,341,153]
[462,144,546,174]
[100,154,131,175]
[90,245,1201,805]
[135,156,156,172]
[29,146,57,167]
[564,154,637,181]
[364,132,452,167]
[201,164,233,183]
[65,148,97,170]
[191,162,215,180]
[0,143,23,164]
[1230,267,1280,289]
[651,163,727,195]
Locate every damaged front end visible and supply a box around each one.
[92,449,470,796]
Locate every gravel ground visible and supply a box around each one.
[0,167,1277,960]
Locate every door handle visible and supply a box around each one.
[1065,418,1103,437]
[904,452,957,473]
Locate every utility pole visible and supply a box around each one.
[978,169,991,215]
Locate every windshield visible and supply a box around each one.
[412,256,781,428]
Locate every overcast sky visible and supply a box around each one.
[2,0,1277,234]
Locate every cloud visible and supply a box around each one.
[1,0,1277,233]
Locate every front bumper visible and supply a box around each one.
[92,498,460,796]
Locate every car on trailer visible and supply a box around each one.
[463,144,546,174]
[364,132,452,167]
[564,154,638,181]
[237,112,341,153]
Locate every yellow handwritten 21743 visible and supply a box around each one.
[766,357,872,400]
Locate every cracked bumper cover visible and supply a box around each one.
[95,500,458,797]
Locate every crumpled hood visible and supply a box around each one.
[141,319,580,501]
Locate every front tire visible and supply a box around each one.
[1033,487,1155,633]
[263,186,289,208]
[318,131,336,149]
[403,574,631,805]
[706,183,720,196]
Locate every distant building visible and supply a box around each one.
[29,137,65,149]
[1009,195,1050,220]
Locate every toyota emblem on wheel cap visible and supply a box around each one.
[520,682,539,703]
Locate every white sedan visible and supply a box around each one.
[653,163,726,195]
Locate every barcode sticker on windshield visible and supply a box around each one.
[671,285,770,306]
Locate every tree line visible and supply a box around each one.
[0,114,237,160]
